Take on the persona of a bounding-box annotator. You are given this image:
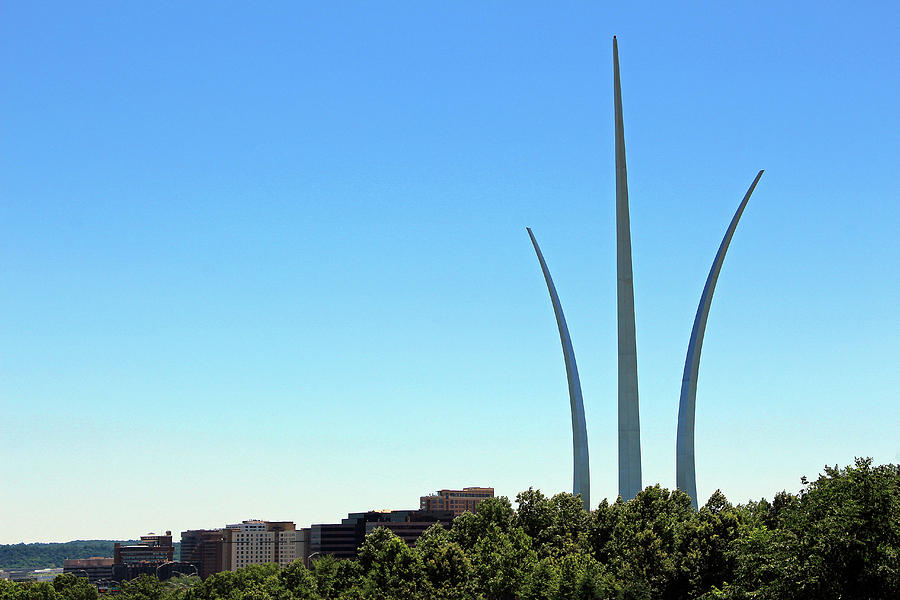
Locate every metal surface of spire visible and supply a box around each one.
[613,36,642,501]
[676,171,764,509]
[527,227,591,510]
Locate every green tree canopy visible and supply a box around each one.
[3,460,897,600]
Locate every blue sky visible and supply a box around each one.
[1,2,898,543]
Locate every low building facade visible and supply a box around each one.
[419,487,494,516]
[63,557,114,583]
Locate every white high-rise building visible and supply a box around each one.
[226,520,307,569]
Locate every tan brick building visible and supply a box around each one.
[419,487,494,516]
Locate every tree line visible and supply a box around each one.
[0,543,183,570]
[2,458,897,599]
[0,542,133,570]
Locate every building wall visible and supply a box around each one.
[3,568,64,582]
[229,523,274,569]
[63,557,113,583]
[306,510,454,565]
[227,520,302,569]
[419,487,494,516]
[181,530,227,579]
[364,520,453,547]
[180,520,304,572]
[113,531,175,577]
[307,523,359,563]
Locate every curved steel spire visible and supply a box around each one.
[676,170,764,509]
[526,227,590,510]
[614,36,642,501]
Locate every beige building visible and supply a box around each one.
[225,520,307,570]
[63,557,113,583]
[419,486,494,516]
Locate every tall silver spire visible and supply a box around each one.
[527,227,590,510]
[676,171,764,509]
[613,36,642,501]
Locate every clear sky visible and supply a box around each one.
[1,2,898,544]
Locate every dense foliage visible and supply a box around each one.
[0,542,134,570]
[2,459,897,599]
[0,543,182,570]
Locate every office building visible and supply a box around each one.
[181,529,228,580]
[227,520,305,570]
[63,557,114,583]
[419,487,494,515]
[114,532,175,565]
[1,568,63,582]
[181,520,306,578]
[362,510,454,547]
[112,532,176,581]
[304,509,454,565]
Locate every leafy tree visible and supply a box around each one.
[121,575,166,600]
[515,489,553,543]
[17,582,59,600]
[0,579,22,600]
[519,557,559,600]
[711,525,800,599]
[554,553,617,600]
[355,527,426,599]
[473,497,517,535]
[51,575,97,600]
[601,485,696,600]
[186,564,283,600]
[309,555,359,599]
[721,458,900,599]
[521,554,617,600]
[449,496,516,553]
[682,490,746,597]
[279,561,319,600]
[585,498,624,567]
[447,511,479,552]
[516,489,589,558]
[415,524,474,600]
[450,494,522,576]
[0,579,20,600]
[162,575,201,596]
[469,522,536,599]
[741,490,799,532]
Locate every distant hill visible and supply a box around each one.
[0,541,182,569]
